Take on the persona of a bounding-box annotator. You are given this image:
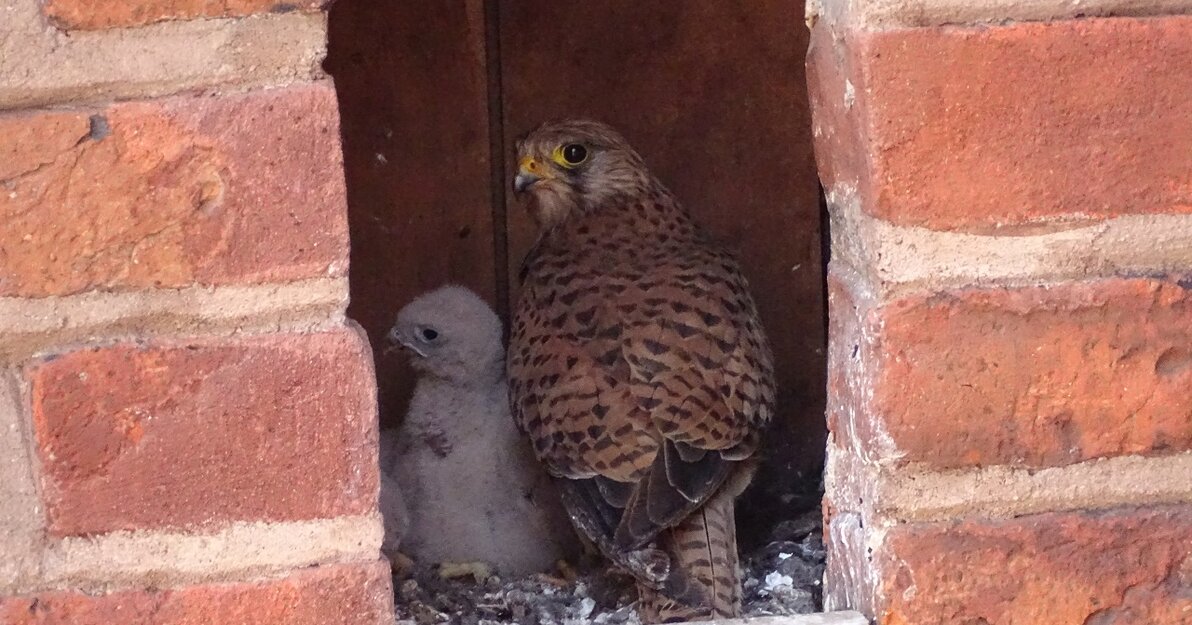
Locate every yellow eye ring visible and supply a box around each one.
[551,143,588,168]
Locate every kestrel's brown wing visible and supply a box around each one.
[509,267,662,574]
[610,248,774,549]
[508,238,774,553]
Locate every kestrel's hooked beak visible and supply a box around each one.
[513,156,553,193]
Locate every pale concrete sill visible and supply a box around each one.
[396,613,869,625]
[668,613,867,625]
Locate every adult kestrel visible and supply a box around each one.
[507,120,776,622]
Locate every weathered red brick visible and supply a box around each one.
[826,505,1192,625]
[0,83,347,298]
[42,0,325,30]
[27,327,377,536]
[829,273,1192,469]
[808,15,1192,232]
[0,560,392,625]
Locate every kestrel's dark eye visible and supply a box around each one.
[562,143,588,165]
[419,327,439,342]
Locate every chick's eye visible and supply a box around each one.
[418,328,439,342]
[562,143,587,165]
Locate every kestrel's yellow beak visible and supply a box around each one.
[513,156,553,193]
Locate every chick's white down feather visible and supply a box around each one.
[381,285,577,575]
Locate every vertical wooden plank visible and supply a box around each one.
[326,0,498,426]
[499,1,826,532]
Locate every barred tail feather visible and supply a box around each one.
[637,488,740,623]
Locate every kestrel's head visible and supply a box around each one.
[513,119,653,227]
[385,285,503,384]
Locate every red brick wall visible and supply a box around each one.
[0,1,391,622]
[809,1,1192,623]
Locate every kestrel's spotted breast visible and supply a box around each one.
[509,186,774,506]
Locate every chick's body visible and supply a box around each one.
[384,286,576,576]
[508,121,776,622]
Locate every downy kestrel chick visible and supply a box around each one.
[385,285,576,576]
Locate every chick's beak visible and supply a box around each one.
[383,327,426,358]
[383,327,403,355]
[513,156,545,193]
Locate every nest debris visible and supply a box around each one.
[393,510,825,625]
